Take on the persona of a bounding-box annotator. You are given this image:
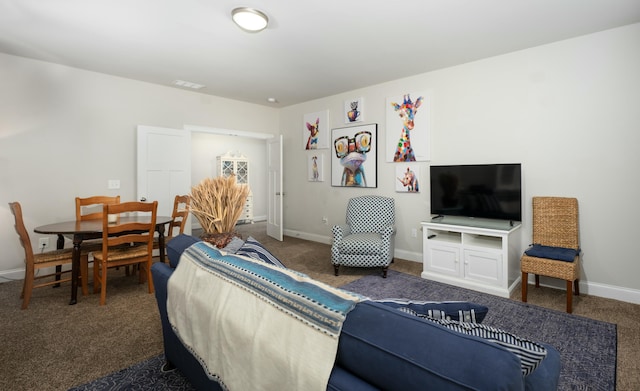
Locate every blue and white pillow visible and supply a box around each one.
[427,317,547,376]
[235,236,286,268]
[375,299,489,323]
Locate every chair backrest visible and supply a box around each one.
[8,202,35,264]
[167,195,190,239]
[346,196,395,234]
[531,197,579,250]
[76,195,121,221]
[101,201,158,255]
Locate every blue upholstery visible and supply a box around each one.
[525,244,579,262]
[331,196,395,277]
[153,234,561,391]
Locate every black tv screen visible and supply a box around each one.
[430,163,522,222]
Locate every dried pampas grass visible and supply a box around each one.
[189,175,250,234]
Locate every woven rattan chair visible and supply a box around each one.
[521,197,580,313]
[9,202,75,309]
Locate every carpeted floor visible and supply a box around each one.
[1,222,638,390]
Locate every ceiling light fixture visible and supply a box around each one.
[173,80,205,90]
[231,7,269,32]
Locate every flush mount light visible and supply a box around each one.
[173,80,205,90]
[232,7,269,32]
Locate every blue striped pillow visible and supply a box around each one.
[427,317,547,376]
[235,236,286,268]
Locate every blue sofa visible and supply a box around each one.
[152,235,561,390]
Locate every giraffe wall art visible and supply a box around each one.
[385,92,431,162]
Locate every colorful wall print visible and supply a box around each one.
[331,124,377,188]
[308,154,324,182]
[395,164,420,193]
[344,97,364,123]
[303,110,330,149]
[385,93,431,162]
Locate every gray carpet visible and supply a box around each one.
[342,270,617,391]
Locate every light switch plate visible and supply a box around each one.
[108,179,120,189]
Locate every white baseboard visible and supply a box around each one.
[0,268,24,283]
[527,275,640,305]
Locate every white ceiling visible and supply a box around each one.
[1,0,639,107]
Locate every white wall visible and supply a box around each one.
[0,52,278,280]
[279,24,640,303]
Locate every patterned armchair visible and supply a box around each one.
[331,196,395,278]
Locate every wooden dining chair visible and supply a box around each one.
[75,195,121,295]
[153,195,190,258]
[92,201,158,305]
[9,202,75,309]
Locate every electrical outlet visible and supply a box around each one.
[39,237,49,249]
[411,228,418,238]
[322,217,329,225]
[107,179,120,189]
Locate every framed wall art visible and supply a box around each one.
[331,123,377,188]
[395,164,420,193]
[303,110,330,150]
[385,92,431,162]
[344,97,363,123]
[308,154,324,182]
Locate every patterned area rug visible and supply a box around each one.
[68,355,194,391]
[342,270,617,391]
[70,271,616,391]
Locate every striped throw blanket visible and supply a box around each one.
[167,241,363,390]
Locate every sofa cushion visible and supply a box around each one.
[166,234,201,268]
[235,236,286,268]
[524,244,579,262]
[375,299,488,323]
[426,317,547,376]
[336,301,524,390]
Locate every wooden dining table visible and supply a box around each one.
[34,216,173,305]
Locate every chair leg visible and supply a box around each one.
[21,267,35,310]
[80,254,90,296]
[534,274,540,288]
[521,272,528,303]
[333,265,339,276]
[566,280,573,313]
[382,266,388,278]
[574,279,580,296]
[99,265,108,306]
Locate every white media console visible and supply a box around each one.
[421,217,522,298]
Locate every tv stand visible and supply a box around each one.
[421,219,522,298]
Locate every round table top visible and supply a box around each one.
[34,216,173,235]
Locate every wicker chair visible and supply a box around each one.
[331,196,395,278]
[521,197,580,313]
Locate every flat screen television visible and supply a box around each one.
[430,163,522,222]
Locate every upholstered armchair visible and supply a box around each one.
[331,196,396,278]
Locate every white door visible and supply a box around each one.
[267,135,283,241]
[136,125,192,235]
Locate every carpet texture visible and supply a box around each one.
[71,270,617,391]
[342,270,617,391]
